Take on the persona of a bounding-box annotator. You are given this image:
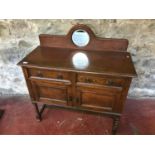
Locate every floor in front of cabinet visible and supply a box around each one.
[0,96,155,135]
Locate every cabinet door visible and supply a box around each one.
[75,83,122,113]
[30,77,72,106]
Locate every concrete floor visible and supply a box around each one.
[0,96,155,135]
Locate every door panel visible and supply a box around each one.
[30,77,72,106]
[81,92,114,111]
[37,85,67,102]
[76,85,122,113]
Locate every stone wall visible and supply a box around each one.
[0,19,155,98]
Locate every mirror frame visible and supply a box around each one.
[71,29,90,47]
[67,24,96,48]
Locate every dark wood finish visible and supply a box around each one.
[18,47,136,78]
[17,24,137,134]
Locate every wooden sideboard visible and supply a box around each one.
[17,24,137,134]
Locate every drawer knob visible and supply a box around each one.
[37,71,43,77]
[85,78,93,83]
[106,80,114,85]
[57,74,63,79]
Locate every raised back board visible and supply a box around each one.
[39,24,129,52]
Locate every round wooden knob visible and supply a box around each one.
[85,78,93,83]
[106,80,113,85]
[57,74,63,79]
[37,71,43,77]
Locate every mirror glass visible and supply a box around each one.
[72,29,90,47]
[72,52,89,69]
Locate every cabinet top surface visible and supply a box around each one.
[18,46,137,77]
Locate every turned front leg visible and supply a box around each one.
[33,103,46,122]
[0,109,4,119]
[112,116,120,135]
[33,103,42,121]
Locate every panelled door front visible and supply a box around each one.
[75,83,123,113]
[30,77,72,106]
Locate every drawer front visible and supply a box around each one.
[76,85,122,113]
[77,74,125,87]
[30,77,72,106]
[28,68,70,80]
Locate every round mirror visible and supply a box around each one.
[72,29,90,47]
[72,52,89,69]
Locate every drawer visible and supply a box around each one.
[27,68,70,80]
[77,74,125,87]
